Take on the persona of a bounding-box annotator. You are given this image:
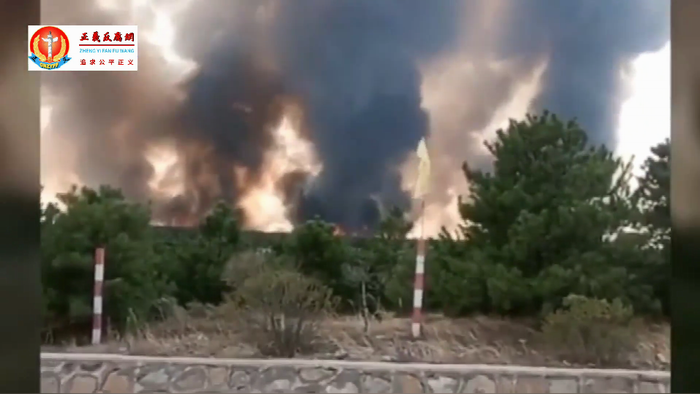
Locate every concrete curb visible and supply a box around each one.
[41,352,669,379]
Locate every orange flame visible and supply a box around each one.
[238,111,322,232]
[332,224,346,237]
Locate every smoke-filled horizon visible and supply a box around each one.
[40,0,669,233]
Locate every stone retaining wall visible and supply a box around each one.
[41,353,670,393]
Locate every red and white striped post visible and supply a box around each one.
[92,247,105,345]
[411,137,430,338]
[411,201,426,338]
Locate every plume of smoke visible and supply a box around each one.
[502,0,670,146]
[40,0,670,233]
[42,0,466,230]
[405,0,669,235]
[41,0,182,204]
[262,1,465,229]
[41,1,290,224]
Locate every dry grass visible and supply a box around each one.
[43,309,670,370]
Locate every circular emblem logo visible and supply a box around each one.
[29,26,71,70]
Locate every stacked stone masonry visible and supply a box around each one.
[41,353,670,393]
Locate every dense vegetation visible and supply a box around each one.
[41,112,670,348]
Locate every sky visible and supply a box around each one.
[616,42,671,178]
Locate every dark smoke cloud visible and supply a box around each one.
[267,1,463,228]
[168,0,465,228]
[500,0,670,146]
[42,1,288,223]
[41,0,669,231]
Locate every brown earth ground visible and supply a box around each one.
[42,312,669,371]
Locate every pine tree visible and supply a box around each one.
[432,112,658,314]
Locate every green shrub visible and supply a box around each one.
[381,250,416,312]
[222,254,335,357]
[541,294,638,366]
[41,186,172,339]
[168,201,242,306]
[283,218,350,297]
[429,243,500,316]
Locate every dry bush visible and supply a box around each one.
[222,250,271,288]
[541,294,638,366]
[222,252,336,357]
